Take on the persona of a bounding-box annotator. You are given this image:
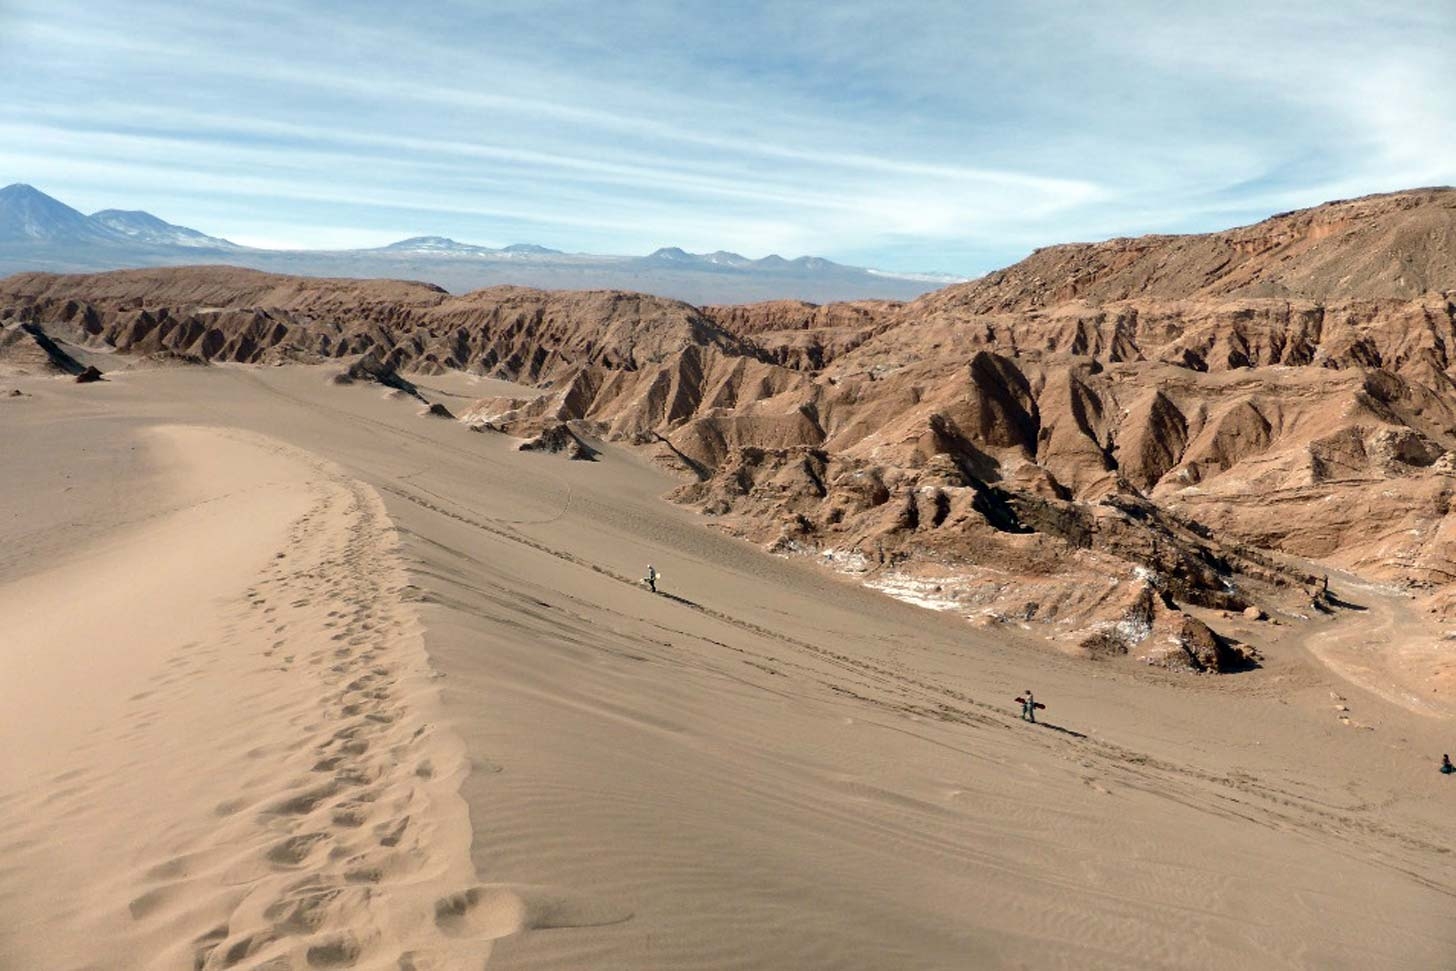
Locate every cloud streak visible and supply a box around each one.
[3,0,1451,273]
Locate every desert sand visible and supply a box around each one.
[2,361,1454,970]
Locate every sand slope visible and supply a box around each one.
[0,422,478,970]
[2,366,1455,969]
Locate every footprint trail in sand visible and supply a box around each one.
[0,426,504,970]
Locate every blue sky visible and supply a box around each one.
[1,1,1452,274]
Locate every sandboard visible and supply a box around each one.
[1014,697,1046,710]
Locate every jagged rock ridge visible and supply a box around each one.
[4,187,1454,664]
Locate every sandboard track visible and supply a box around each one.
[188,372,1456,932]
[375,472,1456,904]
[6,364,1456,967]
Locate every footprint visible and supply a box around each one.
[215,797,249,817]
[266,783,340,817]
[344,864,383,884]
[263,886,344,934]
[305,933,360,968]
[334,766,376,787]
[128,885,176,919]
[192,924,229,968]
[144,855,194,881]
[376,816,410,847]
[434,884,633,941]
[331,804,372,828]
[267,832,332,866]
[217,931,276,968]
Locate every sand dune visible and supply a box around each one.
[3,365,1455,969]
[0,422,479,969]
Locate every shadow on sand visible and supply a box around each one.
[1035,721,1088,739]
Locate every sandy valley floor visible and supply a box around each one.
[2,364,1454,969]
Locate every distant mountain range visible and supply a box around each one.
[0,184,965,303]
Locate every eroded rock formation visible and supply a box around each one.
[5,188,1454,662]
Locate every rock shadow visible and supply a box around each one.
[1324,592,1368,612]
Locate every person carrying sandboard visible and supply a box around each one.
[1016,689,1045,723]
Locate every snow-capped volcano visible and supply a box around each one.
[376,236,492,255]
[89,209,238,249]
[0,184,116,244]
[0,184,238,249]
[376,238,567,258]
[0,184,966,303]
[500,243,563,255]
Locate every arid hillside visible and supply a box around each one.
[934,186,1456,309]
[5,187,1455,670]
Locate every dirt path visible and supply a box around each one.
[1293,570,1456,719]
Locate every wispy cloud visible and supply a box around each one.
[3,0,1451,273]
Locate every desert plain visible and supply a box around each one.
[3,190,1456,970]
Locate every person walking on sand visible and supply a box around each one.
[645,564,658,594]
[1442,754,1454,775]
[1021,689,1037,724]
